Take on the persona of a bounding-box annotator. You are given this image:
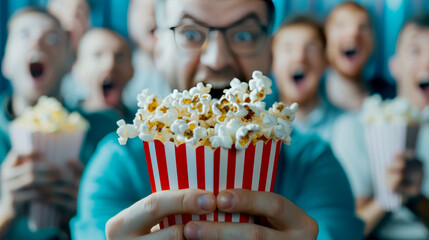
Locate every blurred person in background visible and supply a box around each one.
[332,13,429,240]
[70,28,136,164]
[272,15,342,143]
[72,28,134,118]
[51,0,92,115]
[47,0,90,54]
[122,0,171,112]
[0,7,78,239]
[324,1,374,112]
[72,0,363,239]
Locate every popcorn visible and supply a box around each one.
[171,120,207,145]
[117,120,139,145]
[261,113,278,138]
[117,71,298,149]
[248,71,273,102]
[235,124,261,150]
[14,96,89,133]
[361,95,425,124]
[269,102,298,122]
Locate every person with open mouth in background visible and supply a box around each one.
[0,7,79,239]
[332,13,429,240]
[324,1,374,112]
[69,28,135,163]
[272,15,342,143]
[72,28,134,119]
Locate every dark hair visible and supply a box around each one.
[276,15,326,48]
[396,13,429,49]
[402,12,429,31]
[325,1,373,29]
[263,0,275,32]
[156,0,275,31]
[7,7,63,33]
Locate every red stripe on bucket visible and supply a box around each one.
[175,144,192,224]
[213,148,220,222]
[258,140,272,191]
[196,147,206,221]
[154,140,175,226]
[240,143,255,223]
[225,146,237,222]
[176,144,189,189]
[143,141,156,193]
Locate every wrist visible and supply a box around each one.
[0,197,16,222]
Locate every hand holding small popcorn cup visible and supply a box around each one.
[9,96,88,230]
[361,95,426,211]
[117,71,298,228]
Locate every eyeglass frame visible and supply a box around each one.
[168,14,270,57]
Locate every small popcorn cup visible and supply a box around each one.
[9,123,85,230]
[143,139,282,229]
[364,123,420,211]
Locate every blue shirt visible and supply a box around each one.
[72,131,364,240]
[293,96,343,143]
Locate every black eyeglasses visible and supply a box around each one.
[169,14,269,57]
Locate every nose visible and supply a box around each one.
[200,31,235,71]
[345,24,359,40]
[101,54,115,72]
[293,48,306,64]
[29,31,44,50]
[422,53,429,71]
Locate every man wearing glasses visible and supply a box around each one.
[72,1,363,239]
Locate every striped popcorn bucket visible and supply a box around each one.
[143,139,282,229]
[9,123,85,230]
[364,123,420,211]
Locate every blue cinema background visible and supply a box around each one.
[0,0,428,94]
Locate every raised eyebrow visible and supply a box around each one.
[178,13,263,28]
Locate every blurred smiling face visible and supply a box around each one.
[2,12,68,103]
[272,24,326,104]
[325,6,373,78]
[155,0,271,98]
[391,24,429,109]
[75,30,134,109]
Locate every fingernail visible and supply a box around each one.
[218,191,234,209]
[184,222,202,240]
[197,194,214,211]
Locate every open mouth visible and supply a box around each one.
[102,78,116,96]
[292,70,306,83]
[343,48,358,58]
[210,88,225,99]
[29,62,44,79]
[419,80,429,93]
